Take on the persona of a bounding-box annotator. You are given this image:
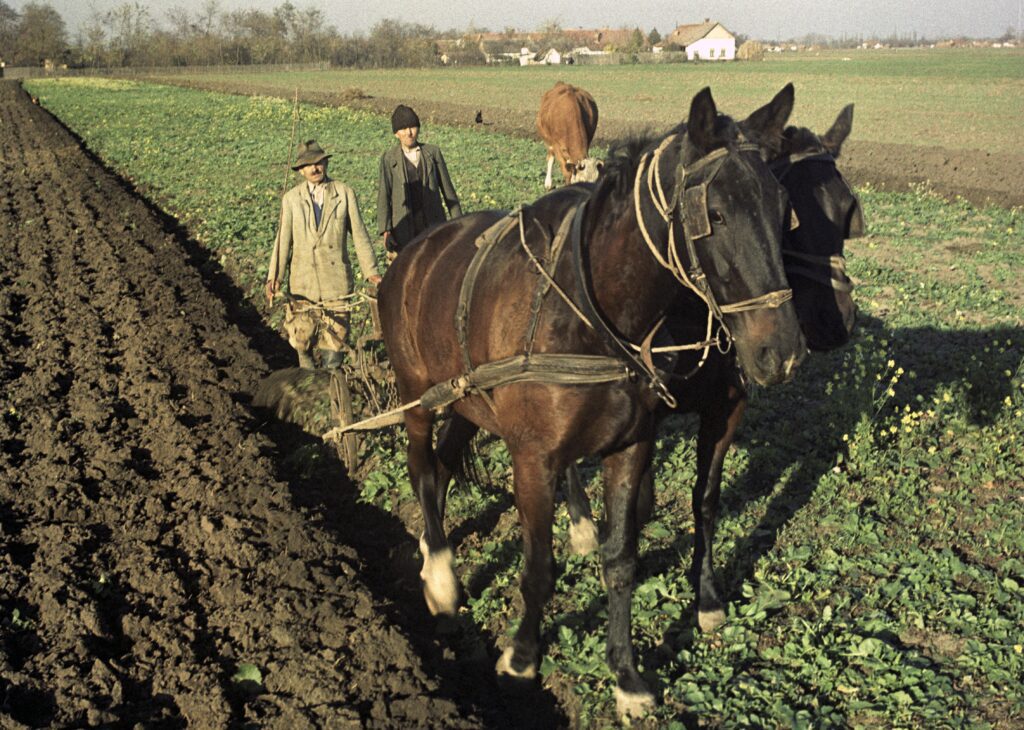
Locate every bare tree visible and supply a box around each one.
[78,11,109,67]
[103,2,153,65]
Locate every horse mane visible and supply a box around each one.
[780,125,826,158]
[595,114,741,203]
[597,129,668,198]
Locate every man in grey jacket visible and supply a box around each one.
[266,140,381,369]
[377,105,462,254]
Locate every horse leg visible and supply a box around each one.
[602,441,656,720]
[692,388,747,632]
[406,407,459,616]
[434,413,479,519]
[636,463,655,528]
[562,464,599,555]
[495,451,557,680]
[562,458,654,557]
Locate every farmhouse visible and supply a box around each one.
[662,20,736,60]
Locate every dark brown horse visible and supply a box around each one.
[561,104,863,637]
[378,86,805,719]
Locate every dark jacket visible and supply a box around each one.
[377,143,462,250]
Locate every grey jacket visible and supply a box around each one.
[267,179,379,302]
[377,143,462,250]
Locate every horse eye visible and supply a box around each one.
[709,209,726,225]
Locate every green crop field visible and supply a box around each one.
[155,47,1024,153]
[24,75,1024,728]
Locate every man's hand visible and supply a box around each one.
[368,274,382,286]
[265,279,278,307]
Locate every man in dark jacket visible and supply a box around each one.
[377,105,462,254]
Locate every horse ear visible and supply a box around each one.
[743,82,794,141]
[821,104,854,158]
[688,87,718,151]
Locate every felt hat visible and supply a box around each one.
[292,140,331,170]
[391,105,421,133]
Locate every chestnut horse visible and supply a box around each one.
[561,104,863,637]
[378,86,805,719]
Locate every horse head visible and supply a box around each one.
[663,86,806,386]
[569,157,605,184]
[769,103,862,351]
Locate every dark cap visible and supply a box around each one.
[391,105,420,133]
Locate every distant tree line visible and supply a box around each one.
[1,1,1015,69]
[0,2,689,69]
[0,0,477,67]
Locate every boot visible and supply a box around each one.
[320,349,344,370]
[296,349,315,369]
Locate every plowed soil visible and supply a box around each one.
[0,80,563,728]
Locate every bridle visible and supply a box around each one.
[566,133,796,406]
[629,133,795,383]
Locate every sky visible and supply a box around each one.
[24,0,1024,42]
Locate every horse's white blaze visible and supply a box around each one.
[569,517,599,556]
[614,686,656,720]
[698,608,727,632]
[495,646,537,679]
[544,154,555,190]
[419,534,458,616]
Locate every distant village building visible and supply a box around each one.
[663,20,736,60]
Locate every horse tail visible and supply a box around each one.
[453,435,486,491]
[436,416,488,494]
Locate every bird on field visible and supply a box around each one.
[475,110,483,124]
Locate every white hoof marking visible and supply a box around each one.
[615,686,655,720]
[569,517,599,556]
[495,646,537,680]
[419,534,458,616]
[698,608,726,632]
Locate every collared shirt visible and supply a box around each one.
[401,145,421,167]
[307,177,330,227]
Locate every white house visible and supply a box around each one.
[520,47,562,65]
[665,20,736,60]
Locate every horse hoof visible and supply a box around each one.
[569,517,599,555]
[698,608,726,632]
[495,646,537,680]
[614,686,656,720]
[419,535,459,616]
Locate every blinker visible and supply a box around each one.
[683,183,712,240]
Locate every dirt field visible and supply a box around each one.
[157,77,1024,210]
[0,80,570,728]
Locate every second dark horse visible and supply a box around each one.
[562,103,863,637]
[378,86,805,719]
